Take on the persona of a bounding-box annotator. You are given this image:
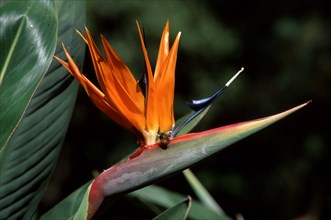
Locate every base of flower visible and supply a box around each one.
[143,130,158,146]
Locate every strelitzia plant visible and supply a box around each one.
[51,21,309,219]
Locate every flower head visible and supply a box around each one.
[55,21,181,146]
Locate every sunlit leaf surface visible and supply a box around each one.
[0,0,86,219]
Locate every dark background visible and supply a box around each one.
[42,1,330,219]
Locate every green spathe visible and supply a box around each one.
[87,101,309,218]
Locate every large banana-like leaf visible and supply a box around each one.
[0,0,57,150]
[0,0,86,219]
[41,102,309,219]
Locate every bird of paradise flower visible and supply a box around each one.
[54,20,309,219]
[55,20,245,149]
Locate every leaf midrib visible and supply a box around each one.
[0,15,27,86]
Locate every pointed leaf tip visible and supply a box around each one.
[179,101,311,143]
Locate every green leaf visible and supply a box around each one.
[0,0,57,150]
[41,182,91,220]
[131,185,229,220]
[152,196,192,220]
[0,0,86,219]
[73,186,91,220]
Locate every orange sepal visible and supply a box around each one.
[54,46,134,131]
[100,35,145,114]
[154,20,169,81]
[156,32,181,131]
[83,28,146,133]
[136,21,158,133]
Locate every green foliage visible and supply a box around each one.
[131,185,229,220]
[0,0,57,149]
[183,169,225,216]
[41,182,91,220]
[0,0,85,219]
[152,196,191,220]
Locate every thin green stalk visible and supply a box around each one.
[183,168,224,216]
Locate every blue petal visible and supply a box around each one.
[187,86,227,111]
[172,85,227,137]
[173,67,244,137]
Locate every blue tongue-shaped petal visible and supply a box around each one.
[187,86,227,111]
[187,67,244,111]
[172,68,244,137]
